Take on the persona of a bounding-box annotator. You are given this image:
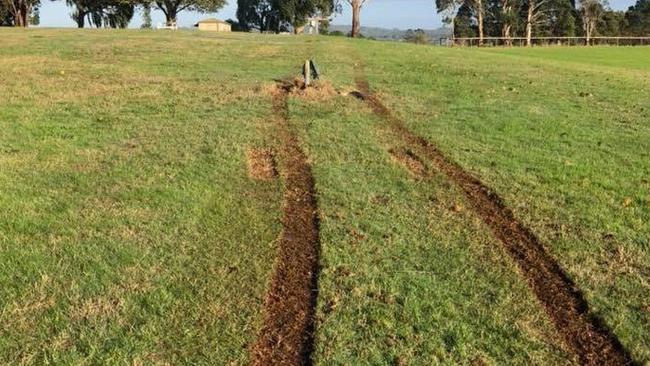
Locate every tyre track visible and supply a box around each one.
[250,83,320,366]
[353,68,634,366]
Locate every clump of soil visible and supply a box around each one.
[265,78,339,101]
[388,148,427,177]
[246,148,277,180]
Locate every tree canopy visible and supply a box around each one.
[625,0,650,35]
[66,0,135,28]
[153,0,226,25]
[1,0,40,26]
[237,0,335,33]
[436,0,650,43]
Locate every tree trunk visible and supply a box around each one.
[501,1,512,46]
[166,8,177,25]
[75,12,86,28]
[503,24,512,46]
[20,0,29,27]
[155,1,177,26]
[476,0,484,45]
[14,12,24,26]
[526,3,533,46]
[11,0,29,27]
[351,0,361,38]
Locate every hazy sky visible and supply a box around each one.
[38,0,636,29]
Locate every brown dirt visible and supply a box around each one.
[250,83,320,365]
[266,78,340,102]
[354,71,635,366]
[388,147,428,177]
[246,148,277,180]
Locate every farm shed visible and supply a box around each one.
[194,18,231,32]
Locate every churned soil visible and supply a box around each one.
[246,148,277,181]
[250,83,320,366]
[388,147,428,177]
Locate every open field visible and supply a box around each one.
[1,29,648,365]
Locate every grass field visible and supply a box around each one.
[0,29,648,365]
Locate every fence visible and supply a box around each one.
[440,36,650,47]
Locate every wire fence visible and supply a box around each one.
[440,36,650,47]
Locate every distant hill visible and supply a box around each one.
[327,25,452,42]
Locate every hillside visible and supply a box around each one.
[0,30,648,365]
[328,24,452,41]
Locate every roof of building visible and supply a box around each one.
[195,18,229,25]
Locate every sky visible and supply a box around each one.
[38,0,637,29]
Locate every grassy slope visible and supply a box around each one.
[357,41,650,362]
[0,30,295,364]
[0,29,647,365]
[298,41,571,365]
[294,98,571,365]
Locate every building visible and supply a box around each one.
[194,18,231,32]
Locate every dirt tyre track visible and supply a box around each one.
[250,84,320,365]
[354,71,634,366]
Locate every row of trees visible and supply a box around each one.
[235,0,335,33]
[234,0,368,36]
[1,0,40,26]
[2,0,647,41]
[1,0,227,27]
[438,0,650,44]
[1,0,372,36]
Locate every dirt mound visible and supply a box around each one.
[246,148,277,180]
[265,78,339,101]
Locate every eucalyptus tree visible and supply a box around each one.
[278,0,334,32]
[1,0,39,26]
[153,0,226,26]
[237,0,335,33]
[522,0,549,45]
[486,0,520,44]
[625,0,650,35]
[141,2,151,27]
[437,0,485,44]
[66,0,134,28]
[579,0,605,43]
[346,0,368,37]
[236,0,282,31]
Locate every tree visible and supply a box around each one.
[236,0,282,31]
[2,0,40,26]
[153,0,226,26]
[499,0,517,44]
[523,0,550,46]
[344,0,368,37]
[141,2,151,28]
[597,9,625,35]
[486,0,520,44]
[237,0,334,33]
[453,2,477,37]
[624,0,650,35]
[404,28,430,43]
[437,0,485,44]
[66,0,134,28]
[579,0,605,44]
[277,0,334,33]
[1,0,12,25]
[545,0,576,37]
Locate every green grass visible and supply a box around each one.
[1,29,648,365]
[355,40,650,362]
